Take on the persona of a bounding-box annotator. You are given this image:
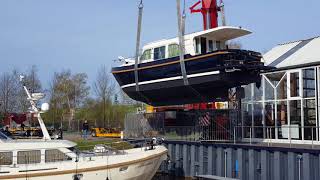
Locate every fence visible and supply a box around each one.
[124,110,320,146]
[124,110,240,142]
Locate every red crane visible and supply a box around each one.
[190,0,221,30]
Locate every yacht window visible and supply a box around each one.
[45,149,72,162]
[216,41,221,50]
[208,40,214,52]
[17,150,41,164]
[168,44,180,58]
[200,37,207,54]
[154,46,166,60]
[140,49,151,61]
[0,152,13,165]
[195,37,200,54]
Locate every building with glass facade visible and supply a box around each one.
[241,36,320,143]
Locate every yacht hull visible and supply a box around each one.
[112,49,269,106]
[0,146,167,180]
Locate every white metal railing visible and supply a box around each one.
[236,125,319,148]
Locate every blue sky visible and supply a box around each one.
[0,0,319,91]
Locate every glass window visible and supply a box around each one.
[254,83,263,101]
[265,102,276,139]
[266,72,285,87]
[289,100,302,140]
[289,100,301,125]
[242,84,252,102]
[303,68,315,98]
[290,72,300,97]
[242,103,253,138]
[195,37,200,54]
[216,41,221,50]
[154,46,166,60]
[277,101,288,125]
[277,101,288,139]
[201,37,207,54]
[253,103,263,138]
[208,40,214,52]
[0,152,13,165]
[18,150,41,164]
[45,149,72,162]
[276,74,287,100]
[168,44,180,58]
[141,49,151,60]
[265,103,275,126]
[303,99,316,140]
[264,79,275,100]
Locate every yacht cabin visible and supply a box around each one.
[137,26,251,64]
[0,132,76,168]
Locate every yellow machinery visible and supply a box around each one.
[91,128,122,138]
[146,105,154,113]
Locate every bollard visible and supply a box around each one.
[297,154,303,180]
[249,128,252,145]
[233,127,236,144]
[267,128,270,147]
[289,126,292,148]
[224,149,228,177]
[269,128,272,146]
[311,127,314,149]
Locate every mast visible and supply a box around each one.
[20,75,51,140]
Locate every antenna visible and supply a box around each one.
[20,75,51,140]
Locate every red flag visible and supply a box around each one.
[199,112,210,126]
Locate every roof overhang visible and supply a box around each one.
[192,26,252,41]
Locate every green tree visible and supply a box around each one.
[49,70,90,130]
[93,65,115,127]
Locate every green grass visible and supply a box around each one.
[75,139,133,151]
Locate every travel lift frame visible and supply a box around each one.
[133,0,240,108]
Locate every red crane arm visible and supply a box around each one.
[190,1,202,13]
[190,0,219,30]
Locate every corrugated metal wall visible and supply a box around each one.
[159,141,320,180]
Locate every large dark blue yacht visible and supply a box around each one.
[112,26,268,106]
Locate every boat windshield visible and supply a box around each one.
[0,131,12,141]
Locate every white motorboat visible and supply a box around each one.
[0,77,168,180]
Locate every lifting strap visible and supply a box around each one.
[133,1,151,104]
[134,0,143,92]
[178,0,206,103]
[176,0,189,86]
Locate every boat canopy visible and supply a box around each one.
[192,26,252,41]
[143,26,252,48]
